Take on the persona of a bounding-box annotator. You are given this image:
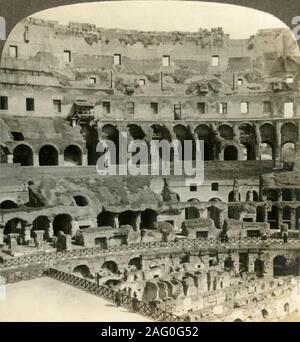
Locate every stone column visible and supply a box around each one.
[254,123,262,160]
[231,252,239,274]
[82,154,88,166]
[0,229,3,245]
[71,220,79,237]
[275,122,282,168]
[248,254,256,273]
[48,222,54,239]
[33,230,45,249]
[22,224,32,244]
[58,154,64,166]
[135,213,141,232]
[278,207,283,227]
[114,215,119,229]
[8,234,19,254]
[7,154,13,163]
[290,208,296,230]
[33,154,39,166]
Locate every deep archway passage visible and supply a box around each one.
[53,214,72,235]
[64,145,82,166]
[4,218,27,235]
[101,124,120,164]
[73,265,91,278]
[119,210,138,230]
[141,209,157,229]
[224,145,238,161]
[273,255,288,277]
[0,200,18,209]
[39,145,58,166]
[102,260,118,274]
[129,257,142,271]
[13,144,33,166]
[32,215,50,233]
[194,124,214,160]
[97,211,115,228]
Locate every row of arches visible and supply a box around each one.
[1,144,83,166]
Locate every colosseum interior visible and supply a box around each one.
[0,14,300,322]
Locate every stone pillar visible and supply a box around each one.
[290,208,296,230]
[8,234,19,254]
[114,215,119,229]
[248,254,256,273]
[33,230,45,250]
[48,222,54,239]
[135,213,141,232]
[278,189,283,202]
[275,122,282,168]
[278,207,283,227]
[33,154,39,166]
[71,220,79,237]
[22,224,32,245]
[7,154,13,163]
[0,229,3,245]
[231,253,239,274]
[82,154,88,166]
[58,154,64,166]
[254,123,262,160]
[65,234,72,251]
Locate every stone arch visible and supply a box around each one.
[32,215,50,234]
[194,124,214,160]
[97,211,115,227]
[260,123,276,144]
[246,190,259,201]
[73,195,89,207]
[4,217,27,235]
[273,255,287,276]
[281,122,298,144]
[239,123,255,160]
[73,264,91,278]
[102,260,118,274]
[64,145,82,166]
[218,124,233,140]
[53,213,72,235]
[224,145,238,160]
[0,200,18,209]
[127,124,145,140]
[0,144,9,163]
[102,124,120,164]
[185,198,200,220]
[141,209,157,229]
[128,257,142,271]
[151,124,171,142]
[228,190,241,202]
[39,144,59,166]
[173,124,194,160]
[119,210,138,230]
[13,144,33,166]
[208,199,222,229]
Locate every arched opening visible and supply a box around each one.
[97,211,115,227]
[254,259,264,277]
[13,144,33,166]
[173,124,194,160]
[260,142,273,160]
[218,125,233,140]
[282,189,293,201]
[53,214,72,235]
[64,145,82,166]
[102,124,120,164]
[102,260,118,274]
[185,206,200,220]
[239,123,255,160]
[73,195,88,207]
[128,124,145,140]
[228,190,241,202]
[140,209,157,229]
[129,257,142,270]
[261,309,269,319]
[264,189,278,201]
[194,125,214,160]
[73,265,91,278]
[119,210,137,229]
[268,206,279,229]
[233,319,243,322]
[4,218,27,236]
[273,255,287,277]
[224,257,234,271]
[246,190,259,201]
[0,145,9,163]
[256,206,264,222]
[95,237,107,249]
[39,145,58,166]
[284,303,289,314]
[0,200,18,209]
[224,145,238,161]
[84,125,99,165]
[281,122,298,145]
[208,205,221,229]
[151,124,172,161]
[32,216,50,237]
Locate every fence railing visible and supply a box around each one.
[45,268,185,322]
[1,236,299,269]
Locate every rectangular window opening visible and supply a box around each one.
[0,96,8,110]
[103,101,111,114]
[162,55,170,67]
[113,54,121,65]
[241,102,249,114]
[212,55,219,67]
[64,50,71,63]
[151,102,158,114]
[53,99,62,113]
[197,102,206,114]
[9,45,18,58]
[211,183,219,191]
[26,98,35,111]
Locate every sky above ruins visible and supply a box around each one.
[31,1,288,39]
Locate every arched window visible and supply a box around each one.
[53,214,72,235]
[273,255,287,276]
[13,144,33,166]
[224,145,238,161]
[0,200,18,209]
[64,145,82,166]
[39,145,58,166]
